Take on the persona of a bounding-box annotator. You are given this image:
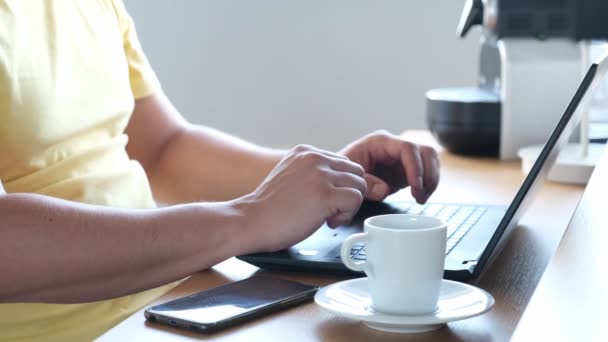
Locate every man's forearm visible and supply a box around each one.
[148,124,284,204]
[0,193,250,303]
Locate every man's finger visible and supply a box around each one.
[330,158,366,178]
[292,144,348,161]
[330,171,367,197]
[364,174,391,201]
[306,145,348,161]
[420,146,440,202]
[326,187,364,227]
[398,142,424,202]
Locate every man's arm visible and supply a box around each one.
[0,189,245,303]
[126,93,284,204]
[126,93,440,205]
[0,146,367,304]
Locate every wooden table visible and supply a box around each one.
[511,143,608,341]
[99,132,585,342]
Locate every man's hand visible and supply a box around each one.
[237,145,366,253]
[339,131,440,204]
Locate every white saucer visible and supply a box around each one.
[315,278,494,334]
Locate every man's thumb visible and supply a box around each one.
[364,174,391,201]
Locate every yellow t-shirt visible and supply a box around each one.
[0,0,177,340]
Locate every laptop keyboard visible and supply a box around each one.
[346,204,488,260]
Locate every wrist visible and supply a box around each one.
[225,194,262,255]
[261,150,286,177]
[152,200,254,270]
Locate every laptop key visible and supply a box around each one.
[438,212,457,221]
[460,222,473,229]
[422,204,444,216]
[407,204,426,215]
[448,237,460,244]
[442,205,460,215]
[447,218,466,230]
[453,231,467,239]
[393,202,413,210]
[437,211,453,219]
[460,206,475,214]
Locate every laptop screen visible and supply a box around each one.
[475,54,608,276]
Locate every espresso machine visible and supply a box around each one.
[427,0,608,160]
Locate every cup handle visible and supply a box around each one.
[341,232,368,272]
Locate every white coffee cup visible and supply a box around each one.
[341,214,447,315]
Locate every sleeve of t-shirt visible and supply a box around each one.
[112,0,161,99]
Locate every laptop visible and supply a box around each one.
[239,55,608,282]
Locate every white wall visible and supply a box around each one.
[125,0,480,150]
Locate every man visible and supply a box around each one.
[0,1,439,341]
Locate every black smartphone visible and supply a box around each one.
[144,276,319,334]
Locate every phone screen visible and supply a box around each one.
[146,276,318,327]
